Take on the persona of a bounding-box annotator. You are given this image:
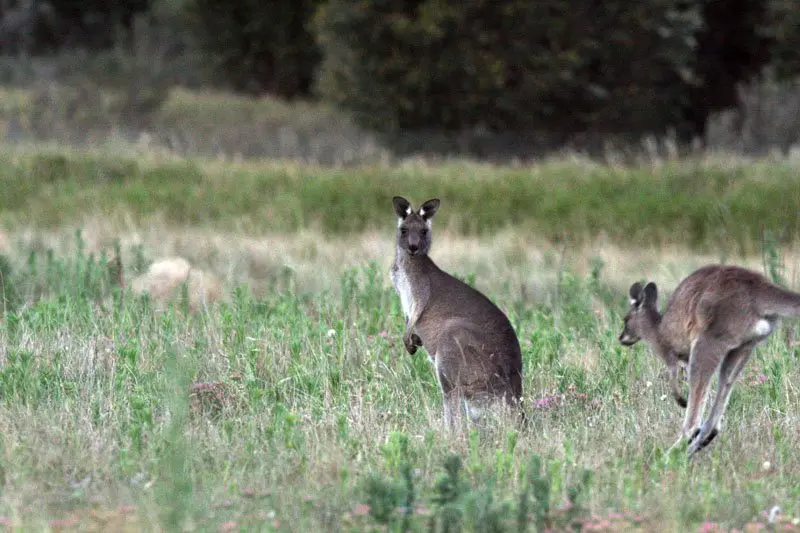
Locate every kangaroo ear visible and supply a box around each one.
[419,198,440,219]
[393,196,412,219]
[643,282,658,306]
[628,282,643,306]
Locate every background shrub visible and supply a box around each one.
[685,0,771,140]
[314,0,702,137]
[0,0,151,54]
[186,0,323,97]
[764,0,800,80]
[3,0,800,157]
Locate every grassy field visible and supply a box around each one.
[2,148,800,254]
[1,211,800,532]
[1,143,800,531]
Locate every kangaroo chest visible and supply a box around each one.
[390,263,414,319]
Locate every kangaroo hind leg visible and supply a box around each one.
[688,340,756,456]
[434,346,465,434]
[677,335,727,451]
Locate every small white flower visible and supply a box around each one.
[762,461,771,471]
[327,329,336,338]
[660,394,667,401]
[791,517,799,526]
[646,381,653,388]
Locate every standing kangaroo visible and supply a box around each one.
[619,264,800,456]
[390,196,524,429]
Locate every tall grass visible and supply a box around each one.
[2,149,800,254]
[0,230,798,531]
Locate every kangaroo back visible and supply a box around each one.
[672,265,800,319]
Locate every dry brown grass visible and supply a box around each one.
[7,218,800,301]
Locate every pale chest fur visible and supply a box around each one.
[390,263,414,319]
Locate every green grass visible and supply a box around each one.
[0,231,798,532]
[2,148,800,253]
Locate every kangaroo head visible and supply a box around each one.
[619,281,660,346]
[393,196,440,256]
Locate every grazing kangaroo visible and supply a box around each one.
[389,196,524,430]
[619,264,800,456]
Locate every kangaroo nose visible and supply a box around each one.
[408,243,419,253]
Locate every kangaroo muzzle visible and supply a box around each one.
[618,330,638,346]
[407,235,421,254]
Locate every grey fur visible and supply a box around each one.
[390,196,525,430]
[619,264,800,456]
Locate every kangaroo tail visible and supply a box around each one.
[758,285,800,317]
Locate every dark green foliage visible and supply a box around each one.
[315,0,701,136]
[514,454,593,532]
[5,0,800,146]
[430,454,466,533]
[187,0,323,97]
[0,0,150,54]
[764,0,800,79]
[354,438,595,533]
[686,0,772,140]
[363,474,404,525]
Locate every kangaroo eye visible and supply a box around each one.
[419,228,428,236]
[400,228,408,235]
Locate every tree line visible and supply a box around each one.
[1,0,798,141]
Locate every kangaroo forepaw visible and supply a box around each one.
[403,332,422,354]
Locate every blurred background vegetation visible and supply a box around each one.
[0,0,798,163]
